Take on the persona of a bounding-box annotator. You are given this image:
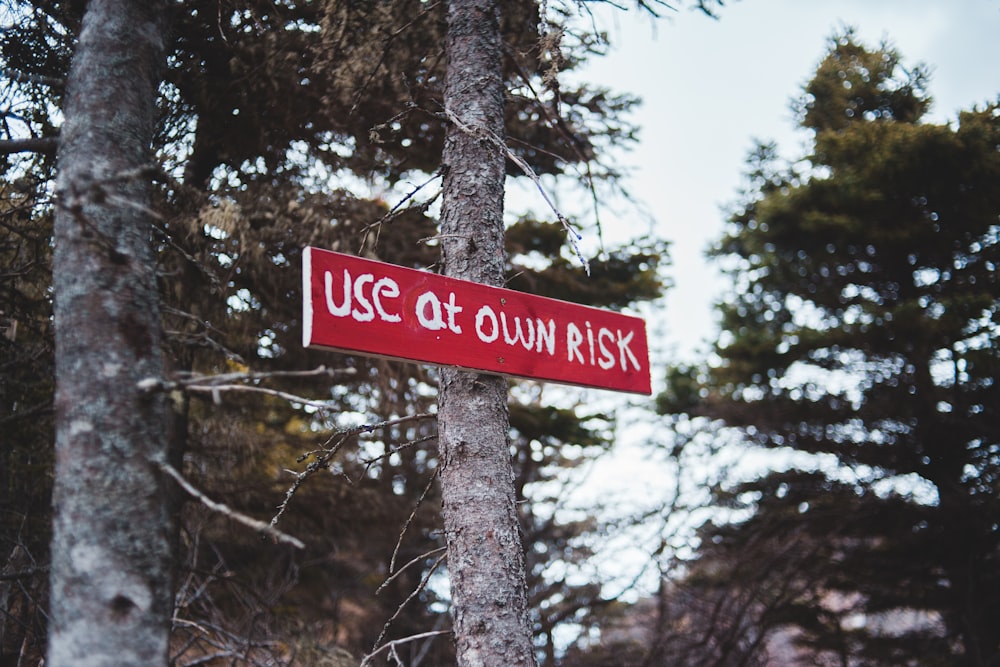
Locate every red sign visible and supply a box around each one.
[302,247,651,394]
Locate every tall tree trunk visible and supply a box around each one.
[437,1,537,665]
[47,1,172,665]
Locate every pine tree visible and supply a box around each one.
[667,32,1000,666]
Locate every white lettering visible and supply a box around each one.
[416,291,446,330]
[325,270,403,324]
[372,277,401,323]
[475,305,499,342]
[617,329,641,371]
[501,313,535,350]
[324,269,351,317]
[442,292,463,334]
[566,322,584,364]
[535,319,556,356]
[352,274,375,322]
[586,321,595,365]
[598,328,616,370]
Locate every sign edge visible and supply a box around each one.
[302,246,314,348]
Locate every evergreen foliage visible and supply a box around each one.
[662,33,1000,666]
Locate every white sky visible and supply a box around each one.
[578,0,1000,362]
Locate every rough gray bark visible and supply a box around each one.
[437,1,537,665]
[47,2,172,665]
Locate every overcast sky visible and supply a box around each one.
[576,0,1000,364]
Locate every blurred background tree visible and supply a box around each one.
[656,31,1000,666]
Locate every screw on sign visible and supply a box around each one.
[302,247,651,395]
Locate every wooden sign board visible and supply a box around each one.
[302,247,651,394]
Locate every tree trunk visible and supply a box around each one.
[437,1,537,665]
[47,2,172,665]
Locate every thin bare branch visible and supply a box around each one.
[503,44,609,256]
[360,435,436,477]
[382,469,442,589]
[440,106,590,274]
[359,167,443,254]
[271,435,353,529]
[361,630,452,667]
[138,365,358,408]
[186,382,337,408]
[158,461,305,549]
[367,553,449,664]
[377,546,447,596]
[271,413,436,529]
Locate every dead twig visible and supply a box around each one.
[377,546,446,596]
[359,435,437,478]
[441,106,590,274]
[359,168,443,254]
[137,365,356,408]
[271,413,436,529]
[366,554,449,664]
[361,630,451,667]
[159,461,305,549]
[381,469,442,592]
